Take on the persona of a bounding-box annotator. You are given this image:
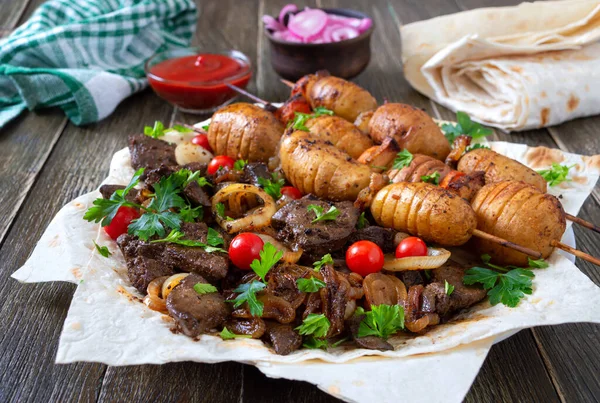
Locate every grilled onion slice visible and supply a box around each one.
[144,275,170,314]
[212,184,277,234]
[383,248,451,271]
[252,233,303,263]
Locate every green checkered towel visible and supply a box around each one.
[0,0,197,128]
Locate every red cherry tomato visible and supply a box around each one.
[207,155,235,175]
[229,233,265,270]
[191,134,212,153]
[345,240,384,277]
[395,237,428,259]
[103,206,140,240]
[281,186,302,200]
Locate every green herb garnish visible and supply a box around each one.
[307,204,340,223]
[257,173,286,200]
[392,149,414,170]
[144,121,166,138]
[356,305,405,339]
[445,280,454,296]
[357,212,368,229]
[220,327,252,340]
[441,111,493,143]
[150,229,226,253]
[537,163,574,187]
[233,159,247,171]
[296,277,326,293]
[193,283,218,294]
[421,171,440,185]
[296,313,331,338]
[313,253,334,272]
[93,241,112,258]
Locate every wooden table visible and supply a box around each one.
[1,0,599,401]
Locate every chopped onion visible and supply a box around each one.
[383,248,451,271]
[263,15,285,32]
[212,183,277,234]
[252,233,303,263]
[288,9,328,41]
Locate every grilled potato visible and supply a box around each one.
[279,131,373,201]
[458,148,547,192]
[208,103,284,162]
[370,182,477,246]
[470,181,565,266]
[387,154,452,184]
[305,115,373,159]
[354,110,374,135]
[308,76,377,122]
[368,103,451,160]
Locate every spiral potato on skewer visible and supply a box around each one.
[305,115,373,159]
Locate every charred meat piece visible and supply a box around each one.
[272,195,359,257]
[347,226,397,253]
[166,273,230,338]
[232,294,296,324]
[163,222,229,282]
[404,285,440,333]
[425,263,487,318]
[99,184,142,204]
[266,264,310,309]
[116,234,173,294]
[263,321,302,355]
[129,134,177,170]
[396,271,425,288]
[143,162,208,188]
[320,265,351,338]
[242,162,272,186]
[183,182,211,208]
[346,312,393,351]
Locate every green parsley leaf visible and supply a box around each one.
[291,112,312,131]
[193,283,218,294]
[150,229,227,253]
[441,111,492,143]
[463,266,534,308]
[179,205,203,223]
[201,124,210,131]
[83,168,144,226]
[392,149,414,170]
[303,336,329,349]
[182,170,212,188]
[233,159,247,171]
[228,280,267,317]
[93,241,112,258]
[528,257,549,269]
[356,304,405,339]
[465,143,491,152]
[313,253,334,272]
[148,174,188,212]
[220,327,252,340]
[257,173,286,200]
[357,212,368,229]
[445,280,455,296]
[207,227,225,247]
[144,121,166,138]
[537,163,574,187]
[296,277,326,292]
[312,106,334,116]
[421,171,440,185]
[214,202,233,221]
[296,313,331,338]
[169,124,193,133]
[307,204,340,223]
[250,242,283,283]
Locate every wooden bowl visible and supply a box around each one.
[264,8,374,80]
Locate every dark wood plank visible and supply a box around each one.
[0,0,31,37]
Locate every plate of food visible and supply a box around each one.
[12,71,600,403]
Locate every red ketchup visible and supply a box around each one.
[147,53,251,112]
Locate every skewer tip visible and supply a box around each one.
[280,79,295,88]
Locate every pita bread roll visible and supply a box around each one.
[401,0,600,131]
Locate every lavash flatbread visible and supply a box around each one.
[401,0,600,131]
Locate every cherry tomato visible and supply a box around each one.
[229,233,265,270]
[191,134,212,153]
[395,237,428,259]
[281,186,302,200]
[104,206,140,240]
[207,155,235,175]
[345,240,384,276]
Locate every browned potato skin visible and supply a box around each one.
[458,148,547,192]
[387,154,452,184]
[208,103,284,162]
[305,115,373,159]
[369,103,451,160]
[370,182,477,246]
[279,131,373,201]
[357,136,399,172]
[354,110,374,134]
[470,181,565,266]
[308,76,378,122]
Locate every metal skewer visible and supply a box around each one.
[225,83,278,112]
[175,122,206,133]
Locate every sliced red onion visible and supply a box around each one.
[263,15,285,32]
[328,14,362,28]
[273,30,303,43]
[278,4,298,24]
[331,26,359,42]
[357,18,373,32]
[288,9,328,40]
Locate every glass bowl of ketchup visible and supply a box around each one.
[145,48,252,114]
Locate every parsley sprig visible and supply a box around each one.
[307,204,340,223]
[356,305,405,339]
[289,107,334,131]
[228,242,283,316]
[421,171,440,185]
[144,121,193,139]
[463,254,548,307]
[444,280,454,296]
[465,143,490,152]
[356,212,368,229]
[257,173,286,200]
[220,327,252,340]
[193,283,218,294]
[93,241,112,258]
[441,111,493,143]
[151,228,226,253]
[296,313,331,338]
[233,159,247,171]
[313,254,333,271]
[537,163,574,187]
[296,277,326,292]
[392,149,413,170]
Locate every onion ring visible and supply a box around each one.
[252,233,303,263]
[383,248,451,271]
[212,184,276,234]
[161,273,190,299]
[143,276,169,314]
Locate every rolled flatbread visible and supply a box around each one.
[401,0,600,131]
